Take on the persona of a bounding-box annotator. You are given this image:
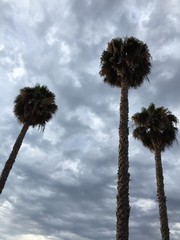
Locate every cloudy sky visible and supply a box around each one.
[0,0,180,239]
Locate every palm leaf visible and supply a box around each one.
[132,103,178,151]
[100,36,152,88]
[14,84,58,130]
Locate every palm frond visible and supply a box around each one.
[14,84,58,130]
[100,36,152,88]
[132,103,178,151]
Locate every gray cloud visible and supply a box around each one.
[0,0,180,240]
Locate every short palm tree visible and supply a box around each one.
[132,103,178,240]
[100,36,151,240]
[0,84,58,195]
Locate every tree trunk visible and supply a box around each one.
[0,123,29,195]
[154,148,170,240]
[116,79,130,240]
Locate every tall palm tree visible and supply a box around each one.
[132,103,178,240]
[0,84,58,195]
[100,37,151,240]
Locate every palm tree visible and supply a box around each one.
[0,84,58,195]
[99,36,151,240]
[132,103,178,240]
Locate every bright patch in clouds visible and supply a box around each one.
[132,198,156,212]
[11,66,26,79]
[68,107,105,130]
[0,200,13,216]
[46,27,58,45]
[19,234,55,240]
[58,41,71,64]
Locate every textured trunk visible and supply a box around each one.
[154,148,170,240]
[116,79,130,240]
[0,123,29,195]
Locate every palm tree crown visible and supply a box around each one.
[132,103,178,151]
[14,84,58,130]
[100,36,152,88]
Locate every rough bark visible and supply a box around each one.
[154,148,170,240]
[0,123,29,195]
[116,79,130,240]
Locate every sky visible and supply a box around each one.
[0,0,180,239]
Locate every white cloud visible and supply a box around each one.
[19,234,56,240]
[132,198,156,212]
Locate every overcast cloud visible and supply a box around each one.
[0,0,180,240]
